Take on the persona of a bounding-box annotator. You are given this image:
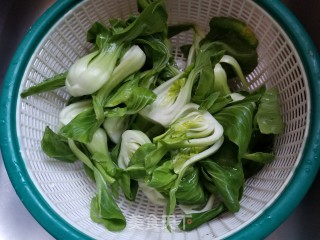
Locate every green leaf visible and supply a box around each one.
[129,143,157,166]
[214,102,255,158]
[90,168,126,231]
[147,161,177,191]
[109,18,128,30]
[105,78,138,107]
[190,43,225,104]
[178,204,225,231]
[208,138,239,167]
[176,166,207,205]
[242,152,275,164]
[20,72,67,98]
[203,17,258,75]
[105,79,156,117]
[191,65,215,103]
[144,142,169,173]
[41,126,77,162]
[110,143,121,164]
[208,95,233,114]
[94,162,116,186]
[164,164,200,230]
[206,17,258,48]
[256,88,284,134]
[86,22,111,45]
[59,108,103,144]
[121,142,157,179]
[200,140,244,212]
[201,176,218,195]
[118,173,138,201]
[92,152,119,178]
[126,87,156,112]
[111,0,168,44]
[166,185,177,231]
[125,163,147,180]
[167,23,194,38]
[136,35,171,78]
[199,92,232,114]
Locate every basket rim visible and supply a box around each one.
[0,0,319,239]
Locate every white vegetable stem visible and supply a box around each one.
[117,130,168,206]
[66,45,146,97]
[175,137,224,174]
[103,116,130,144]
[230,92,246,102]
[178,111,223,147]
[139,71,194,128]
[117,130,151,169]
[138,182,167,206]
[96,45,146,100]
[68,139,94,170]
[213,63,231,95]
[65,45,120,97]
[219,55,249,91]
[85,128,109,156]
[59,100,92,126]
[109,45,146,89]
[154,103,224,148]
[186,25,206,66]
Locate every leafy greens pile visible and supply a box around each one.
[21,0,284,232]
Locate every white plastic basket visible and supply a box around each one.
[1,0,320,239]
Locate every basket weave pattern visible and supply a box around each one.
[17,0,308,239]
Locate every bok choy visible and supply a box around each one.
[21,0,284,233]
